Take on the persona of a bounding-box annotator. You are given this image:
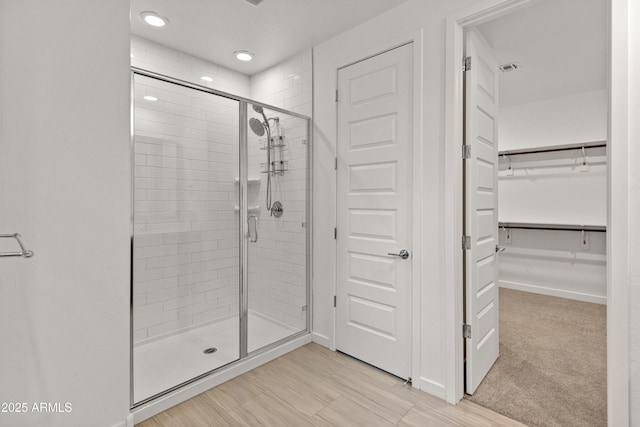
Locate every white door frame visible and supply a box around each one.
[443,1,630,426]
[331,29,424,389]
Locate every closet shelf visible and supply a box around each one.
[499,221,606,232]
[499,140,607,157]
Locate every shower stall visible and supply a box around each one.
[130,69,311,406]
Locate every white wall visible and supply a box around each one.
[498,228,607,303]
[499,91,608,227]
[497,90,607,303]
[498,155,607,225]
[0,1,131,427]
[629,0,640,422]
[500,89,607,150]
[498,151,607,225]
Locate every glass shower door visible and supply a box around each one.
[246,103,310,353]
[132,74,241,404]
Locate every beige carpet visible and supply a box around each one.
[466,288,607,427]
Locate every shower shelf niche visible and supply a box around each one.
[233,205,260,213]
[234,176,261,184]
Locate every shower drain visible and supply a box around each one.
[203,347,218,354]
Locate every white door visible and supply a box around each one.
[336,43,413,379]
[464,30,500,394]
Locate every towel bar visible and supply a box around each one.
[0,233,34,258]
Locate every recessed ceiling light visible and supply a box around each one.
[143,96,158,102]
[141,11,168,27]
[234,51,254,62]
[200,76,213,82]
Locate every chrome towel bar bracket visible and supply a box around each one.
[0,233,34,258]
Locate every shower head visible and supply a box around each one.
[249,117,265,137]
[252,104,269,126]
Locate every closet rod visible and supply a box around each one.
[498,222,606,232]
[499,141,607,157]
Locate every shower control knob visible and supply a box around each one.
[271,201,284,218]
[387,249,410,260]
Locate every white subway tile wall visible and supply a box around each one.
[131,38,312,345]
[250,49,313,117]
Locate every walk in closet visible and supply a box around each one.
[464,1,608,425]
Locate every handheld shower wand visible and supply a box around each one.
[250,105,273,213]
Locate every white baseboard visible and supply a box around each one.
[110,414,133,427]
[499,280,607,305]
[311,331,330,348]
[415,376,447,400]
[132,334,312,424]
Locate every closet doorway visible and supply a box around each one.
[461,0,608,425]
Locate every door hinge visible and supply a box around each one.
[334,295,337,307]
[334,227,337,239]
[462,144,471,159]
[334,157,338,170]
[462,235,471,250]
[463,324,471,339]
[335,89,339,102]
[463,56,471,72]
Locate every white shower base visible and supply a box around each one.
[133,312,299,403]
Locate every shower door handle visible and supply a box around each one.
[248,215,258,243]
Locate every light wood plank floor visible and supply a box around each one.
[137,343,525,426]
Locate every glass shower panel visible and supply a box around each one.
[246,104,309,353]
[132,74,240,404]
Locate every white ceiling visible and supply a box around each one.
[476,0,607,107]
[130,0,409,75]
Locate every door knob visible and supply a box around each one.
[496,245,505,253]
[388,249,410,259]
